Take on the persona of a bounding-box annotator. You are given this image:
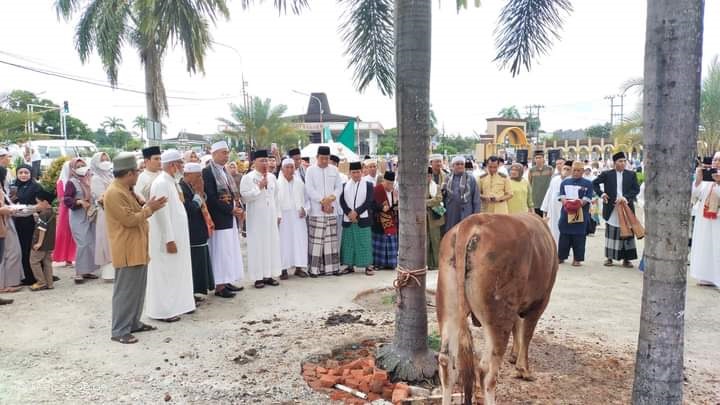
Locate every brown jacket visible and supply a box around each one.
[104,180,153,268]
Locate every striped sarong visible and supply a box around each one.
[308,216,340,275]
[605,224,638,261]
[372,233,398,269]
[341,224,373,267]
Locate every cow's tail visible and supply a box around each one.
[453,215,480,319]
[457,324,475,405]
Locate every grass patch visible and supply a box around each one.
[381,293,397,306]
[427,330,441,352]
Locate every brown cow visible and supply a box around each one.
[437,213,558,405]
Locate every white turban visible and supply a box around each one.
[281,158,294,167]
[0,148,8,157]
[363,158,377,166]
[160,149,182,164]
[185,162,202,173]
[429,154,443,162]
[451,155,465,165]
[211,141,229,153]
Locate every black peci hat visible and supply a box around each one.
[349,161,362,171]
[317,146,331,156]
[142,146,161,159]
[383,171,396,181]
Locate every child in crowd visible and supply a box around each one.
[30,190,57,291]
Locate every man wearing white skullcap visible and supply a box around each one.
[179,161,215,301]
[203,141,245,297]
[276,157,310,279]
[362,158,379,186]
[443,154,481,234]
[146,149,195,321]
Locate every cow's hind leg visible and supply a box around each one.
[514,304,545,381]
[438,326,459,405]
[477,319,513,405]
[508,316,522,364]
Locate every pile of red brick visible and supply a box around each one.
[302,357,410,404]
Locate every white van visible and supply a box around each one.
[29,140,99,169]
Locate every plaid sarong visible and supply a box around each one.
[605,224,638,261]
[308,216,340,275]
[341,224,373,267]
[372,233,398,269]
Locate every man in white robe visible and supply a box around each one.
[135,146,162,203]
[689,155,720,287]
[541,161,572,247]
[305,146,344,276]
[240,149,282,289]
[146,150,195,321]
[330,155,347,248]
[277,158,309,279]
[362,159,379,186]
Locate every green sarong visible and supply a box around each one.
[340,223,372,267]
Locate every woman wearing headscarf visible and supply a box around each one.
[90,152,114,280]
[183,150,199,163]
[53,160,76,267]
[226,161,243,192]
[10,165,42,285]
[63,158,99,283]
[1,166,23,294]
[507,163,534,215]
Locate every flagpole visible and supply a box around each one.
[355,117,360,155]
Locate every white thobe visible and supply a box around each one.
[689,182,720,285]
[134,170,159,202]
[240,170,282,280]
[305,165,343,217]
[277,175,309,269]
[146,172,195,319]
[541,175,563,246]
[362,174,377,187]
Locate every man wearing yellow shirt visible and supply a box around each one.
[478,156,513,214]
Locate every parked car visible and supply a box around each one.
[29,140,99,169]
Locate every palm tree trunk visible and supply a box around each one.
[632,1,704,403]
[142,44,167,145]
[376,0,436,382]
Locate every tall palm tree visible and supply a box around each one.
[633,2,704,403]
[498,105,521,119]
[100,116,126,132]
[218,96,305,152]
[700,55,720,154]
[55,0,230,127]
[133,115,148,140]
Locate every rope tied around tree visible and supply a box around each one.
[393,266,428,307]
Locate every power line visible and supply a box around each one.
[0,58,241,101]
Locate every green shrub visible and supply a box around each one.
[427,331,441,352]
[40,156,70,196]
[636,171,644,185]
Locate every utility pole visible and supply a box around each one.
[524,104,545,143]
[605,95,624,127]
[241,75,251,152]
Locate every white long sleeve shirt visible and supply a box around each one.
[304,164,343,217]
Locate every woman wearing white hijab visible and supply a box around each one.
[90,152,115,280]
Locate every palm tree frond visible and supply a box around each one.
[338,0,395,97]
[455,0,481,13]
[55,0,81,20]
[493,0,572,76]
[89,0,132,85]
[238,0,309,15]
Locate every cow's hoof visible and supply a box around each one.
[508,353,518,364]
[515,369,535,381]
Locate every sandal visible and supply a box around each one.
[159,316,181,323]
[74,277,85,284]
[365,268,375,276]
[82,274,99,279]
[111,334,138,344]
[622,261,634,268]
[30,283,48,291]
[131,323,157,333]
[254,280,265,289]
[571,261,582,267]
[603,259,614,267]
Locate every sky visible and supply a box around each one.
[1,1,719,139]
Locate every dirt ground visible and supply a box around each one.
[1,234,718,404]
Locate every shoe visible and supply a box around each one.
[74,277,85,284]
[194,295,206,303]
[30,283,48,291]
[341,266,355,275]
[254,280,265,289]
[309,273,318,278]
[622,260,634,268]
[295,269,309,278]
[214,289,236,298]
[263,278,280,286]
[52,276,60,282]
[0,298,13,305]
[280,270,289,280]
[82,274,99,280]
[603,259,614,267]
[364,268,375,276]
[226,284,244,292]
[332,271,342,277]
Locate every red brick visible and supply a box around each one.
[382,387,394,399]
[363,366,374,375]
[343,359,364,370]
[366,358,375,368]
[368,393,381,401]
[372,370,388,382]
[392,386,410,403]
[342,368,351,376]
[326,359,340,369]
[350,369,365,379]
[330,391,351,401]
[344,378,360,390]
[345,399,366,405]
[359,381,370,393]
[308,380,324,391]
[319,375,339,388]
[328,368,342,376]
[370,379,384,394]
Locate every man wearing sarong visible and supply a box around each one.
[203,141,245,297]
[179,162,215,301]
[372,171,399,270]
[304,146,343,276]
[592,152,640,267]
[558,161,594,266]
[339,161,374,276]
[276,158,309,279]
[240,150,282,289]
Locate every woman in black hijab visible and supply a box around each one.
[11,164,42,285]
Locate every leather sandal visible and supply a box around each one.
[131,323,157,333]
[365,268,375,276]
[603,259,614,267]
[111,334,138,344]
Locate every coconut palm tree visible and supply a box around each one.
[632,1,705,404]
[133,115,148,139]
[100,116,126,132]
[498,106,522,119]
[55,0,230,126]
